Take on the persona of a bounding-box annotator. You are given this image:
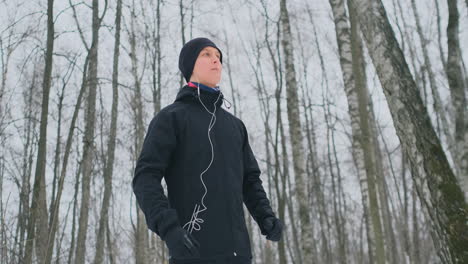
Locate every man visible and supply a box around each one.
[132,37,283,264]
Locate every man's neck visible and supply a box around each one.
[188,81,220,92]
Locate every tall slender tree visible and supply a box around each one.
[94,0,122,262]
[75,0,105,262]
[279,0,311,262]
[23,0,54,263]
[128,1,149,263]
[329,0,386,263]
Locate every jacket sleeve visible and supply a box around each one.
[241,122,276,235]
[132,109,181,240]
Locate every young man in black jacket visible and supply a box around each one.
[132,37,283,264]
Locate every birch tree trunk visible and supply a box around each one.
[401,152,412,263]
[305,8,339,262]
[129,1,149,262]
[23,0,54,262]
[446,0,468,200]
[48,67,65,263]
[254,13,304,256]
[94,0,121,262]
[349,0,468,262]
[410,0,453,158]
[279,0,311,262]
[75,0,101,262]
[412,185,421,263]
[329,1,386,263]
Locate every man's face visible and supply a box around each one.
[190,46,222,87]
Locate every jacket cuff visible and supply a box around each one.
[154,208,181,240]
[162,223,181,242]
[259,215,275,235]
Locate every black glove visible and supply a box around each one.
[262,217,283,242]
[164,226,200,259]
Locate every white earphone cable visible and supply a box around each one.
[183,81,222,234]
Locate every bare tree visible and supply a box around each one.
[45,53,79,264]
[328,1,386,263]
[296,14,334,261]
[94,0,122,262]
[23,0,55,262]
[142,0,163,115]
[307,6,347,263]
[9,58,41,263]
[126,1,150,262]
[75,0,107,263]
[300,37,331,263]
[279,0,311,262]
[349,0,468,262]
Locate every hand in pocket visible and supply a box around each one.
[165,226,201,259]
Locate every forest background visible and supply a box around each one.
[0,0,467,263]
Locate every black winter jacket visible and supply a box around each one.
[132,85,277,263]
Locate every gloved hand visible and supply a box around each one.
[164,226,200,259]
[262,217,283,242]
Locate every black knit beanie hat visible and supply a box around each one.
[178,37,223,83]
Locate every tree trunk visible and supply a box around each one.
[412,184,421,264]
[371,112,400,264]
[153,0,162,114]
[68,163,82,264]
[129,1,149,262]
[46,54,89,264]
[23,0,54,262]
[44,54,78,264]
[94,0,121,263]
[401,152,412,263]
[446,0,468,200]
[305,8,333,263]
[350,3,387,263]
[349,0,468,262]
[252,51,287,264]
[279,0,311,262]
[75,0,100,263]
[329,1,386,262]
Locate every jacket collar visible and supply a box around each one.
[187,81,220,93]
[174,85,224,110]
